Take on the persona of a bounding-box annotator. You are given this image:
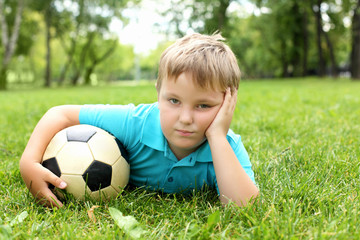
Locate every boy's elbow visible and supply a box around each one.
[220,186,260,208]
[239,187,260,207]
[46,105,81,126]
[240,186,260,207]
[253,186,260,198]
[45,105,67,118]
[47,105,71,115]
[251,187,260,203]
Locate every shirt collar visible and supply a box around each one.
[191,142,212,162]
[140,103,166,152]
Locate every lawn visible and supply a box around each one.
[1,78,359,239]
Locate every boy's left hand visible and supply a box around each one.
[205,88,237,139]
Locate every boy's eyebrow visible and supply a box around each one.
[166,92,221,104]
[161,91,179,98]
[196,97,222,104]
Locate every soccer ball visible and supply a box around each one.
[41,124,130,201]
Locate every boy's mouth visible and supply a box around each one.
[176,129,193,136]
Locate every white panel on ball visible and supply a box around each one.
[57,142,94,175]
[88,132,120,165]
[60,174,91,200]
[42,130,67,160]
[111,157,130,192]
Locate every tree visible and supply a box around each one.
[31,0,61,87]
[310,0,343,77]
[0,0,24,90]
[55,0,135,85]
[83,36,118,84]
[227,15,271,78]
[249,0,312,77]
[56,0,85,85]
[161,0,234,37]
[160,0,353,79]
[350,0,360,79]
[95,42,135,81]
[192,0,233,34]
[312,0,326,76]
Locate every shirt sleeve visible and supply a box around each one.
[230,134,256,184]
[79,104,140,149]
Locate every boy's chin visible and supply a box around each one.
[169,138,207,156]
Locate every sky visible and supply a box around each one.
[109,0,171,54]
[110,0,256,55]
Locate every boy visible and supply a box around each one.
[20,33,259,208]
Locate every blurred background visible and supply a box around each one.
[0,0,359,90]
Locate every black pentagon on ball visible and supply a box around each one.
[42,157,61,190]
[82,160,112,191]
[42,157,61,177]
[66,127,97,142]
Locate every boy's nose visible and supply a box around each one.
[179,107,193,124]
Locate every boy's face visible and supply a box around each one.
[157,72,224,160]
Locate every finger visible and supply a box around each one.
[46,193,64,208]
[230,89,238,112]
[44,168,67,189]
[223,88,237,113]
[222,88,232,107]
[42,169,66,208]
[34,187,63,208]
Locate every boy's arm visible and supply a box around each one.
[206,89,259,207]
[19,105,81,207]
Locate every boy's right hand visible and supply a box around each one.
[19,105,81,207]
[21,158,67,208]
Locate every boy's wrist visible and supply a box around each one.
[206,127,228,140]
[206,133,227,145]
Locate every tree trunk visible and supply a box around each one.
[71,71,81,85]
[322,30,338,77]
[44,5,52,87]
[204,0,231,33]
[216,0,230,31]
[290,2,302,77]
[280,39,289,77]
[0,67,7,90]
[314,0,325,77]
[351,0,360,80]
[0,0,24,90]
[84,65,95,85]
[58,36,76,85]
[84,40,117,85]
[302,2,309,76]
[71,32,95,85]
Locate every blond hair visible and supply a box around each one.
[157,33,241,92]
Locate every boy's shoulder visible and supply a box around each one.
[226,129,242,144]
[81,102,158,119]
[131,102,158,117]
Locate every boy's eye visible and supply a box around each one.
[197,104,210,109]
[169,98,179,104]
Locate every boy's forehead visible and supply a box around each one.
[164,72,225,92]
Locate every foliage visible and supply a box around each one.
[1,0,360,90]
[94,42,135,81]
[1,79,360,238]
[161,0,359,79]
[1,0,139,89]
[0,0,25,90]
[139,41,173,80]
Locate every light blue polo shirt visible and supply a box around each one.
[79,103,255,194]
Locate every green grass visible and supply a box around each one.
[1,78,360,239]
